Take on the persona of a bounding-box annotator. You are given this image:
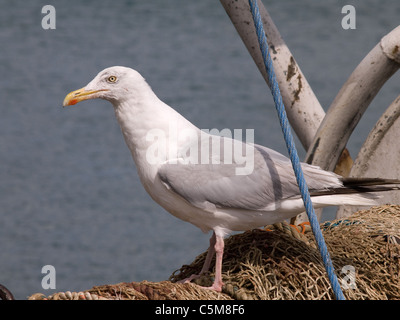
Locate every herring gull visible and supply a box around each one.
[63,66,399,291]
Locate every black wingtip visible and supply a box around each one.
[309,178,400,197]
[341,177,400,187]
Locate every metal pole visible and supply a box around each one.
[305,26,400,172]
[220,0,325,151]
[336,93,400,218]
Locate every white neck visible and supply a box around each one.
[112,86,199,185]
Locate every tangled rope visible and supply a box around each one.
[29,291,107,300]
[28,205,400,300]
[170,205,400,299]
[247,0,345,299]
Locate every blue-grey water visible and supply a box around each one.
[1,0,399,299]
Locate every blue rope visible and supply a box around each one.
[248,0,345,300]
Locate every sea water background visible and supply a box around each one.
[0,0,399,299]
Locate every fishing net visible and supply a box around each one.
[28,205,400,300]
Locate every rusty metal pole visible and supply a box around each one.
[336,93,400,218]
[220,0,325,151]
[305,26,400,172]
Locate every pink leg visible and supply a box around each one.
[179,232,216,283]
[207,234,224,291]
[179,232,225,292]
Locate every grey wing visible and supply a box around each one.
[157,138,342,212]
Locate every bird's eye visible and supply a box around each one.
[107,75,117,83]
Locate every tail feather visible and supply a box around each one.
[281,178,399,211]
[341,177,400,187]
[309,177,400,197]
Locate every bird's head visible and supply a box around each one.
[63,66,147,107]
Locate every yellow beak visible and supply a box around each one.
[63,87,108,107]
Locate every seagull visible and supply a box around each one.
[63,66,399,291]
